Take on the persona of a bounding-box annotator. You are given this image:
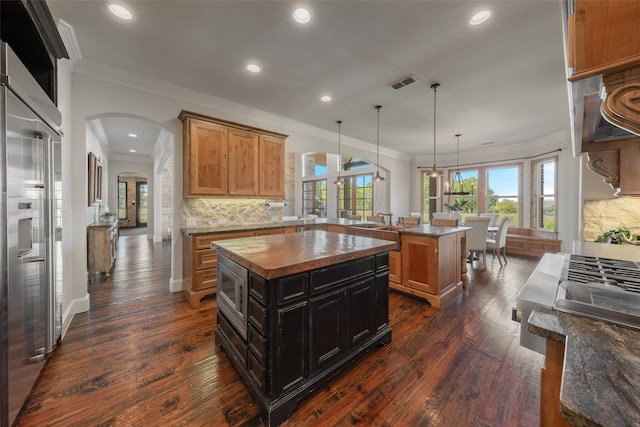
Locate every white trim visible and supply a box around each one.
[61,293,90,339]
[170,278,183,293]
[56,19,82,64]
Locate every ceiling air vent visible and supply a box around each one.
[390,75,418,90]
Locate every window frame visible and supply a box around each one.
[337,173,374,219]
[302,178,327,217]
[118,181,127,220]
[531,156,557,231]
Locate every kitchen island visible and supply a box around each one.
[395,224,470,308]
[211,231,396,426]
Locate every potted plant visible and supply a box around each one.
[595,226,640,245]
[100,211,117,221]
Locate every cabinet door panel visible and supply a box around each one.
[402,236,437,294]
[187,119,227,195]
[347,279,374,349]
[374,272,389,333]
[258,135,285,197]
[228,129,258,196]
[309,290,347,374]
[276,301,308,394]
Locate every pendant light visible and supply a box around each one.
[334,120,344,185]
[373,105,385,182]
[428,83,443,178]
[444,134,471,195]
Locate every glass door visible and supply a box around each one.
[136,182,147,227]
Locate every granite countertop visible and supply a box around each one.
[528,307,640,427]
[180,217,365,236]
[399,224,470,237]
[181,218,470,238]
[211,230,396,279]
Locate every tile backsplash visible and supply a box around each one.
[182,198,284,227]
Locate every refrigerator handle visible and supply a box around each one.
[37,131,58,355]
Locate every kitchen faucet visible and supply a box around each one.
[377,212,393,224]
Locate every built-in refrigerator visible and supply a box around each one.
[1,42,63,426]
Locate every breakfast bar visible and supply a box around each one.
[211,230,396,426]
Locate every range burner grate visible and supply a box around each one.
[565,255,640,293]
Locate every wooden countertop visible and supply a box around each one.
[528,307,640,427]
[211,230,396,279]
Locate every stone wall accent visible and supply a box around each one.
[182,198,283,227]
[284,153,295,217]
[583,196,640,241]
[162,157,173,240]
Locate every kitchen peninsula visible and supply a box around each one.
[211,231,396,426]
[182,218,471,308]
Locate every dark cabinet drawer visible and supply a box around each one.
[278,273,308,303]
[247,351,267,392]
[249,274,268,304]
[217,313,247,366]
[310,256,375,294]
[376,252,389,272]
[248,298,267,335]
[248,325,268,364]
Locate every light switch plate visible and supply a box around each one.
[218,218,228,225]
[186,218,197,227]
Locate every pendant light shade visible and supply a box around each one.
[373,105,385,182]
[334,120,344,185]
[444,133,471,196]
[428,83,443,178]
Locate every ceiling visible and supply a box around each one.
[48,0,571,158]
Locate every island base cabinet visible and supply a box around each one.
[215,254,391,426]
[540,338,572,427]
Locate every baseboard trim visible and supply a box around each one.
[61,293,90,339]
[170,278,183,293]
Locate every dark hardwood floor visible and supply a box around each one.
[15,235,544,427]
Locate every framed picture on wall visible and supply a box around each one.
[88,152,96,206]
[88,152,102,206]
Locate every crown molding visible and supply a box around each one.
[56,19,82,64]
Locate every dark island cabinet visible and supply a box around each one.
[216,253,391,426]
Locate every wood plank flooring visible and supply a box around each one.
[15,235,544,427]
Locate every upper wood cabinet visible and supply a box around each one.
[567,0,640,81]
[258,134,285,197]
[179,111,288,198]
[228,129,259,196]
[184,118,228,196]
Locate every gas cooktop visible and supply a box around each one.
[554,254,640,330]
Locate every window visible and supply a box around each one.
[118,182,127,220]
[137,182,148,225]
[303,153,327,177]
[421,171,440,221]
[337,174,373,218]
[302,179,327,217]
[532,157,556,230]
[487,166,520,227]
[342,156,371,171]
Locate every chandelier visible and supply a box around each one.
[444,134,472,196]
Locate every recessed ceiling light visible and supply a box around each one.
[129,149,137,153]
[128,133,137,138]
[247,64,261,73]
[293,8,311,24]
[108,3,133,21]
[469,10,491,26]
[321,95,332,102]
